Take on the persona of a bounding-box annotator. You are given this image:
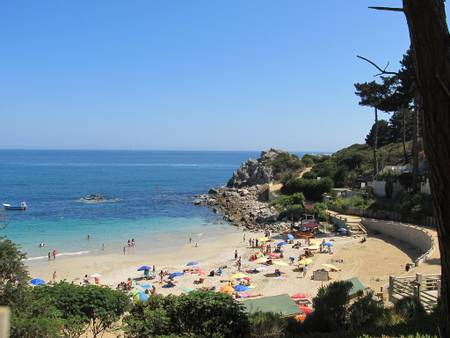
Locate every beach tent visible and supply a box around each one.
[134,292,149,302]
[137,265,151,271]
[243,294,300,317]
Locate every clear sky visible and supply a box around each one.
[0,1,425,151]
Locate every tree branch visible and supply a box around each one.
[368,6,404,12]
[357,55,399,77]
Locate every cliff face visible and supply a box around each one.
[227,148,289,188]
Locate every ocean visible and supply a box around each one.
[0,150,307,261]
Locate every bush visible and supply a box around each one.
[248,312,288,338]
[302,281,352,333]
[313,202,328,221]
[282,178,333,201]
[270,153,304,181]
[124,291,249,338]
[348,292,387,329]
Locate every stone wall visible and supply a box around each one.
[362,218,435,265]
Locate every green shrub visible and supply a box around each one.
[270,153,304,181]
[348,292,387,329]
[248,311,288,338]
[282,178,333,201]
[124,291,249,338]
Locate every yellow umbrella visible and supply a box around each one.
[309,239,322,245]
[258,237,270,242]
[254,257,268,264]
[298,258,312,265]
[232,273,248,279]
[273,260,289,267]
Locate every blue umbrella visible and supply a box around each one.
[234,285,249,292]
[135,292,149,302]
[186,261,199,266]
[30,278,45,286]
[169,272,184,279]
[323,242,333,247]
[287,234,294,240]
[277,241,288,247]
[137,265,151,271]
[140,284,152,289]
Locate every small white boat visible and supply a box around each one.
[3,202,27,211]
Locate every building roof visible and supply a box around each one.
[242,294,299,317]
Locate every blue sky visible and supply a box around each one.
[0,1,422,151]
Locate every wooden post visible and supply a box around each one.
[0,307,10,338]
[389,276,395,302]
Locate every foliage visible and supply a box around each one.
[328,195,372,211]
[271,192,305,210]
[247,311,288,338]
[124,290,249,338]
[365,120,393,148]
[302,281,352,332]
[348,292,387,329]
[269,153,304,181]
[282,177,333,201]
[34,282,130,338]
[394,297,426,321]
[313,202,328,221]
[10,295,64,338]
[0,237,29,309]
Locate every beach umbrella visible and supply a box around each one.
[186,261,199,267]
[134,292,149,302]
[231,273,247,279]
[140,284,153,289]
[277,241,288,247]
[169,272,184,279]
[137,265,151,271]
[234,285,250,292]
[291,293,308,300]
[220,285,234,294]
[30,278,45,286]
[287,234,294,240]
[90,273,102,278]
[258,237,270,242]
[323,242,333,247]
[273,260,289,267]
[298,258,312,265]
[309,239,322,245]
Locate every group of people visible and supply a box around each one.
[123,238,136,254]
[47,249,57,260]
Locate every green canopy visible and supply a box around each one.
[242,294,299,317]
[345,277,366,297]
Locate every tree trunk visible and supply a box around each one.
[402,107,409,163]
[373,107,379,176]
[411,103,420,192]
[403,1,450,336]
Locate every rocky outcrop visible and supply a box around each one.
[195,185,290,231]
[227,148,289,188]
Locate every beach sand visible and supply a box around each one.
[27,224,440,300]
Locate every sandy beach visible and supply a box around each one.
[27,222,441,300]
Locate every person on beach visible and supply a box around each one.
[87,234,90,240]
[159,270,164,283]
[102,243,105,251]
[123,246,126,255]
[151,285,156,295]
[189,237,192,244]
[195,242,198,247]
[303,265,308,277]
[234,250,238,260]
[52,249,57,260]
[255,239,259,247]
[153,265,156,272]
[48,252,51,261]
[243,233,245,242]
[127,239,131,247]
[83,274,89,285]
[248,238,251,247]
[131,238,135,247]
[52,271,57,282]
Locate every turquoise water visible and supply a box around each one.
[0,150,308,260]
